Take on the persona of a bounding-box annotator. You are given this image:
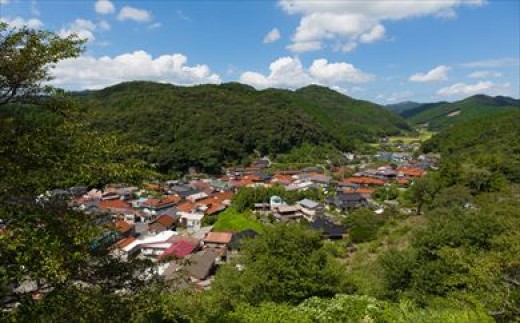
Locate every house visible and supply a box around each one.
[186,249,220,282]
[159,238,199,260]
[274,205,302,221]
[203,232,233,249]
[179,212,204,232]
[114,219,134,238]
[297,199,323,219]
[148,214,177,234]
[326,192,368,211]
[251,157,271,169]
[141,195,180,213]
[344,177,385,187]
[115,230,178,260]
[397,166,425,178]
[310,217,347,240]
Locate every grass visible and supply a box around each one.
[388,130,435,144]
[212,208,265,233]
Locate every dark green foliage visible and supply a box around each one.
[211,224,344,306]
[423,110,520,184]
[76,81,411,174]
[404,94,519,130]
[344,208,386,243]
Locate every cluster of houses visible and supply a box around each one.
[38,153,433,288]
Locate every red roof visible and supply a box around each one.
[142,195,180,208]
[345,177,385,186]
[114,220,133,234]
[160,240,197,259]
[176,191,233,216]
[271,174,293,185]
[344,188,375,195]
[204,232,233,244]
[155,215,175,227]
[396,177,410,185]
[115,236,136,249]
[100,199,132,210]
[397,167,425,177]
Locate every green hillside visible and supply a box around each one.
[385,101,422,114]
[77,81,411,174]
[422,109,520,182]
[403,94,519,130]
[296,85,412,142]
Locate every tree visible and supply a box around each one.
[0,22,85,105]
[0,22,153,319]
[211,224,344,306]
[343,208,386,243]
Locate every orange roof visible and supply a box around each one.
[155,215,175,227]
[114,220,133,234]
[271,174,293,185]
[144,183,161,191]
[397,167,425,177]
[345,177,385,186]
[115,236,136,249]
[142,195,180,208]
[204,232,233,244]
[176,191,233,216]
[344,188,375,195]
[100,199,132,210]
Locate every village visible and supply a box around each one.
[40,137,439,291]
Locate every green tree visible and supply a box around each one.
[211,224,344,306]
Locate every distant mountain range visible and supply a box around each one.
[386,95,520,130]
[75,82,411,173]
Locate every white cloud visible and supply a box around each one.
[59,19,97,42]
[0,0,9,5]
[147,22,162,30]
[95,0,115,15]
[286,41,322,53]
[50,50,221,90]
[98,20,111,31]
[437,81,511,97]
[280,0,484,53]
[31,0,40,16]
[0,16,43,29]
[409,65,450,82]
[263,28,281,44]
[468,70,503,79]
[359,24,385,43]
[117,6,151,22]
[461,57,520,68]
[239,56,374,90]
[309,59,375,83]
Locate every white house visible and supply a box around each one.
[179,212,204,232]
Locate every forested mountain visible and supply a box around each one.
[402,94,519,130]
[385,101,422,114]
[422,109,520,183]
[77,81,411,174]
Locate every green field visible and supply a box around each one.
[388,130,435,144]
[212,208,266,233]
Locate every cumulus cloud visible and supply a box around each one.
[239,56,374,90]
[286,41,322,53]
[263,28,281,43]
[468,70,503,79]
[0,16,43,29]
[59,19,97,42]
[409,65,450,82]
[280,0,484,53]
[117,6,151,22]
[50,50,221,90]
[437,81,511,97]
[95,0,115,14]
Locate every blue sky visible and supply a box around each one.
[1,0,519,103]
